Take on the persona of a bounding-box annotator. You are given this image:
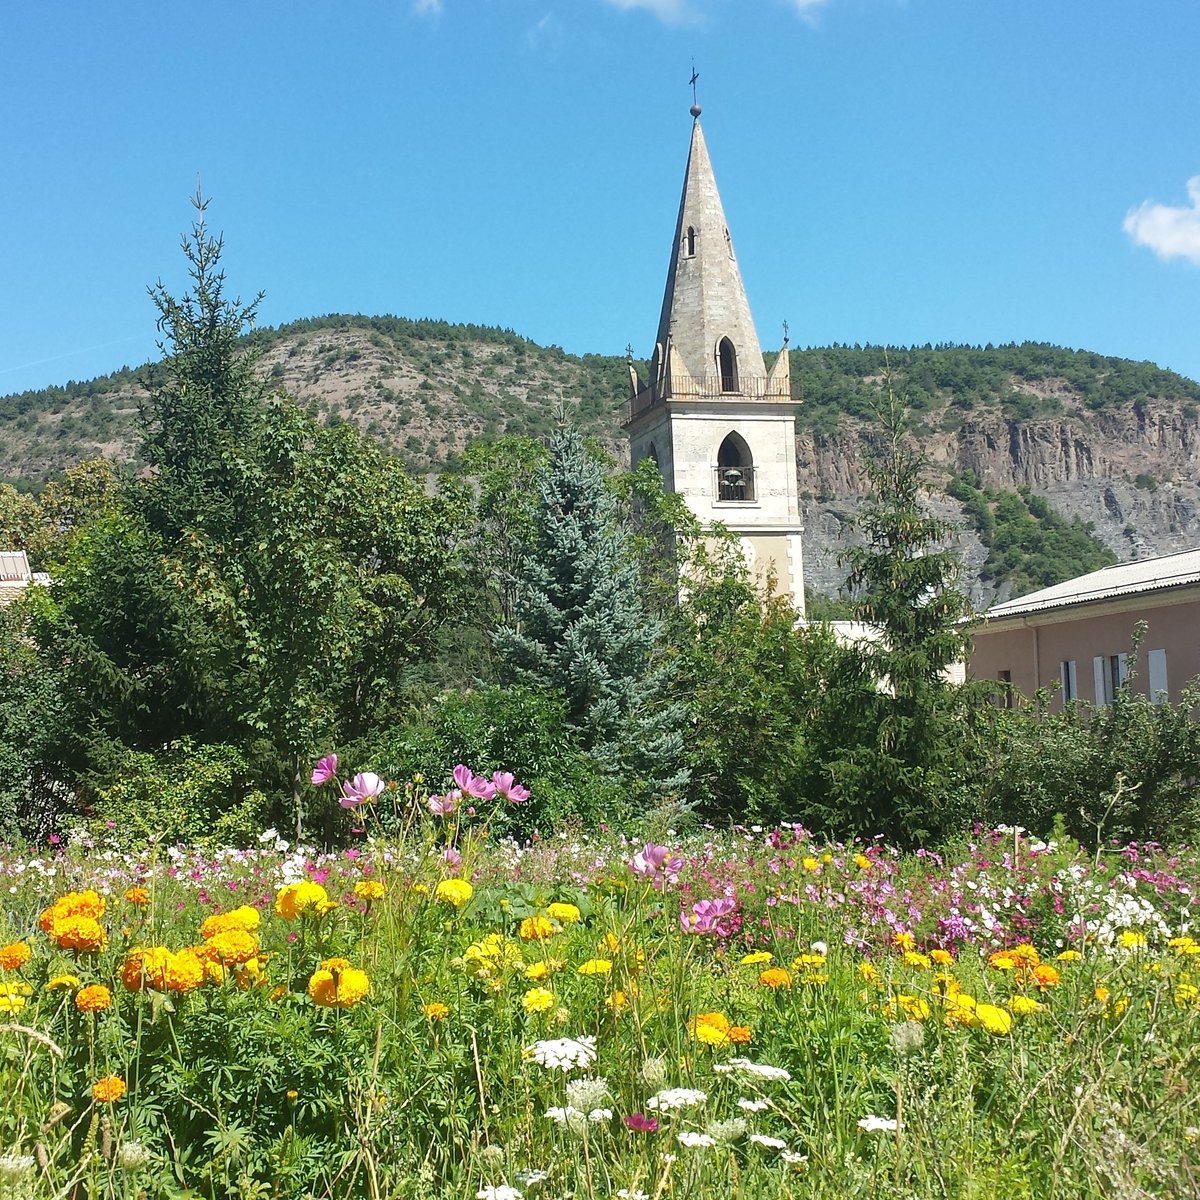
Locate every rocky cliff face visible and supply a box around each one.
[798,400,1200,606]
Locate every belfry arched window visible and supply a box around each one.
[685,226,696,257]
[716,431,755,501]
[717,337,739,393]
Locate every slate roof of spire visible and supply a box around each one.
[653,115,765,385]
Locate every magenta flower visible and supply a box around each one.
[491,770,531,805]
[681,897,736,936]
[442,846,463,869]
[623,1113,659,1132]
[311,754,338,786]
[429,791,460,817]
[629,843,683,887]
[452,764,498,801]
[340,771,385,809]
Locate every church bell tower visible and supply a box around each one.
[626,102,805,614]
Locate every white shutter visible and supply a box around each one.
[1148,649,1168,704]
[1093,656,1108,706]
[1117,653,1130,686]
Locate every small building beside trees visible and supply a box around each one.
[969,547,1200,708]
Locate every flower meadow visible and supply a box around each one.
[2,767,1200,1197]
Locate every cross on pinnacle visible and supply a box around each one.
[689,62,701,117]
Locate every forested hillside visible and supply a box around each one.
[5,316,1200,603]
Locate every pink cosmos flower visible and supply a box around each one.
[311,754,338,786]
[452,764,497,801]
[340,771,385,809]
[624,1113,659,1132]
[681,896,736,937]
[442,846,463,869]
[429,791,460,817]
[629,843,683,887]
[491,771,531,805]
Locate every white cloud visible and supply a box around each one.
[412,0,442,14]
[785,0,829,14]
[603,0,696,25]
[1124,176,1200,267]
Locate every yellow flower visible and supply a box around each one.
[892,931,915,952]
[740,951,774,966]
[46,973,81,991]
[203,929,260,965]
[1118,930,1147,950]
[1056,949,1082,962]
[759,967,792,990]
[523,958,563,981]
[802,856,821,873]
[74,984,112,1013]
[423,1001,450,1021]
[165,950,206,993]
[854,853,872,871]
[902,951,931,970]
[354,880,386,902]
[199,906,261,939]
[988,954,1016,972]
[887,994,930,1023]
[522,986,556,1014]
[435,879,474,909]
[519,915,556,941]
[605,989,629,1012]
[1009,995,1043,1017]
[598,932,622,955]
[942,993,977,1027]
[1174,984,1199,1007]
[1009,944,1041,968]
[307,957,370,1008]
[690,1010,731,1046]
[930,949,953,966]
[461,934,525,983]
[858,961,879,983]
[975,1003,1013,1036]
[274,881,332,920]
[91,1075,127,1104]
[0,983,27,1012]
[0,942,31,970]
[234,957,269,989]
[792,953,827,969]
[577,958,612,976]
[121,946,203,994]
[123,886,151,907]
[546,902,581,925]
[287,1089,299,1101]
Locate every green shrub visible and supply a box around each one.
[354,686,629,837]
[88,739,268,847]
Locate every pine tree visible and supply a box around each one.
[494,426,688,795]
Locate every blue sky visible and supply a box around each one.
[2,0,1198,397]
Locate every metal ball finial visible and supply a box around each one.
[690,103,702,118]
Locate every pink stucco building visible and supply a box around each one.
[969,549,1200,709]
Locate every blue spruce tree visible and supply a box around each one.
[494,426,689,796]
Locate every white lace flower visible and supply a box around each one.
[858,1115,898,1133]
[646,1087,707,1111]
[749,1134,787,1150]
[676,1131,716,1149]
[525,1036,597,1072]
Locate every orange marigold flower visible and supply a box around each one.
[1031,964,1061,990]
[423,1001,450,1021]
[308,957,370,1008]
[166,950,206,993]
[91,1075,126,1104]
[930,949,953,966]
[123,887,151,907]
[354,880,385,902]
[728,1025,753,1044]
[274,881,332,920]
[1008,943,1042,968]
[75,984,112,1013]
[39,890,105,933]
[519,915,556,941]
[50,915,107,954]
[759,967,792,990]
[0,942,31,970]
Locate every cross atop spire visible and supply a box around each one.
[689,61,701,117]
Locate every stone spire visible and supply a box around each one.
[650,113,767,401]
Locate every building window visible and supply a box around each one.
[1148,648,1168,704]
[717,338,739,392]
[998,669,1014,709]
[685,226,696,257]
[1059,660,1077,702]
[715,432,755,501]
[1093,653,1128,706]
